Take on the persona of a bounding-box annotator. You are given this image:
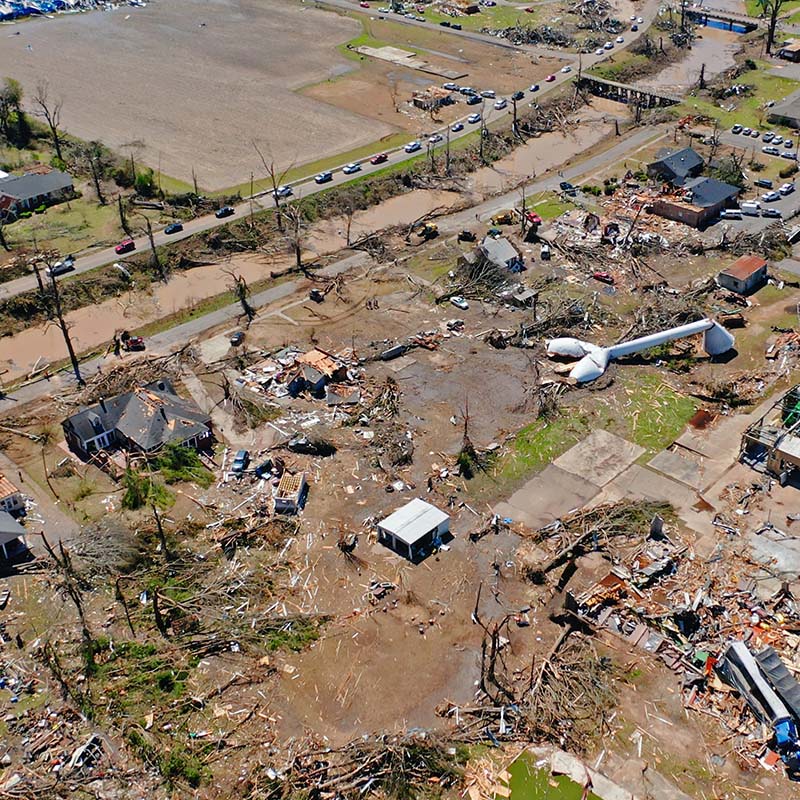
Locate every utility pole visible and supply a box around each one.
[445,126,451,177]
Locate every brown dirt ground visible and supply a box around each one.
[304,35,563,135]
[0,0,392,190]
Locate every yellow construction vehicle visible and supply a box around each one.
[417,222,439,240]
[490,210,514,226]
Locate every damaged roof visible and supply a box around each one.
[480,236,520,266]
[0,473,20,502]
[295,348,342,378]
[682,176,741,208]
[63,379,211,452]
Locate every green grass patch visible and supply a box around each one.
[618,374,698,451]
[528,192,572,220]
[263,617,325,652]
[746,0,800,16]
[680,62,800,131]
[588,52,650,82]
[493,412,591,486]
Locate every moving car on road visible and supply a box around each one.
[466,95,482,105]
[467,113,482,124]
[451,122,464,132]
[342,163,361,174]
[762,208,782,218]
[731,124,743,134]
[404,141,422,153]
[314,171,334,183]
[370,153,388,165]
[494,98,507,110]
[164,222,183,234]
[761,190,780,202]
[429,133,443,144]
[274,185,293,198]
[122,335,145,351]
[511,90,524,101]
[545,74,556,81]
[215,206,235,218]
[560,65,572,73]
[115,238,135,255]
[45,255,75,277]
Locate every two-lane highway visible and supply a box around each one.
[0,0,660,300]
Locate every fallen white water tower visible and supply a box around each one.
[546,318,736,383]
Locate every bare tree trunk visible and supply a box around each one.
[89,155,105,205]
[118,196,132,237]
[47,270,84,386]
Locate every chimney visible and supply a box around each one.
[99,397,107,414]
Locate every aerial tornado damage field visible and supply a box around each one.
[3,0,800,798]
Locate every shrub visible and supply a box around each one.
[780,164,799,179]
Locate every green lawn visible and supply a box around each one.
[746,0,800,16]
[588,52,649,83]
[617,374,698,452]
[4,197,162,257]
[680,62,800,131]
[527,192,572,219]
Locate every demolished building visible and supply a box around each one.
[741,384,800,482]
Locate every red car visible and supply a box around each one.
[545,74,556,82]
[370,153,388,165]
[115,238,135,255]
[592,271,615,285]
[359,1,369,6]
[122,336,145,351]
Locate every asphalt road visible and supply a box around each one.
[0,0,660,301]
[0,123,666,416]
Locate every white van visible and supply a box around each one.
[720,208,742,220]
[741,201,761,216]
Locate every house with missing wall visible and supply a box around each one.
[62,379,212,459]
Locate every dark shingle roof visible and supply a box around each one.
[650,148,704,183]
[63,379,211,452]
[0,169,73,202]
[683,176,741,208]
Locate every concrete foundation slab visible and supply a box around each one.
[495,464,601,529]
[553,428,645,488]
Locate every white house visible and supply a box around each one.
[0,473,23,515]
[0,512,27,559]
[377,498,449,561]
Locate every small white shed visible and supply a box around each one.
[377,498,449,561]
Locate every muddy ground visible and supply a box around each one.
[0,0,390,190]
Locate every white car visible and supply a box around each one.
[560,65,572,73]
[780,182,795,195]
[604,41,614,49]
[480,89,496,98]
[616,36,624,43]
[274,185,293,198]
[762,190,781,202]
[595,48,605,55]
[494,98,507,110]
[467,113,482,123]
[637,16,643,22]
[404,141,422,153]
[342,162,361,174]
[429,133,443,144]
[450,295,469,310]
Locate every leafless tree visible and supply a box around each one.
[32,80,64,162]
[758,0,787,54]
[253,141,293,233]
[0,218,8,252]
[35,249,84,386]
[118,195,132,238]
[283,201,308,270]
[135,212,168,282]
[76,140,108,205]
[223,268,256,325]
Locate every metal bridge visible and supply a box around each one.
[576,75,681,109]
